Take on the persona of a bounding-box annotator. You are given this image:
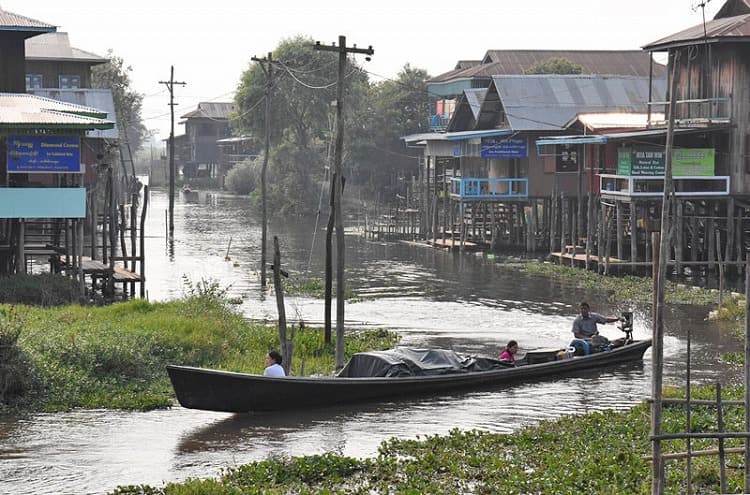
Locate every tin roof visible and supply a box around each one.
[572,112,666,131]
[0,93,113,130]
[25,32,107,63]
[27,89,118,138]
[715,0,750,19]
[181,102,235,120]
[0,8,56,33]
[643,12,750,50]
[430,50,665,83]
[493,75,666,131]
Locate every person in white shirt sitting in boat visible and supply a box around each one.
[263,350,286,377]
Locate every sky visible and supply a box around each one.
[4,0,723,142]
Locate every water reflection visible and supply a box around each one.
[0,188,741,495]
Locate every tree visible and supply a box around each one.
[234,35,369,151]
[92,50,147,151]
[349,64,431,199]
[525,57,583,75]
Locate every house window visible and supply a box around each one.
[59,75,81,89]
[25,74,43,89]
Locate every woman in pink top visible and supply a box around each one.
[498,340,518,365]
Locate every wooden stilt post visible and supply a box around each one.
[631,200,639,268]
[140,185,149,298]
[598,202,605,273]
[744,256,750,492]
[561,195,568,264]
[586,193,593,270]
[616,200,624,261]
[549,191,562,255]
[675,201,684,277]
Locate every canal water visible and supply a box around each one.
[0,188,741,495]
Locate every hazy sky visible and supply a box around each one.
[5,0,721,141]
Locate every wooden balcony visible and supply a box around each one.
[450,177,528,201]
[599,174,730,198]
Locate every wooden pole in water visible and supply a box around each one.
[652,49,681,495]
[272,236,289,375]
[744,256,750,492]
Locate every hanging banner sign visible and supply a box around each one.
[7,135,82,173]
[616,147,714,176]
[481,136,527,158]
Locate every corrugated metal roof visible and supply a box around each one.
[0,93,113,130]
[715,0,750,19]
[454,60,481,70]
[27,89,118,138]
[25,32,107,63]
[464,88,486,119]
[493,75,667,131]
[536,126,724,146]
[643,13,750,50]
[181,102,235,120]
[574,112,666,130]
[430,50,665,83]
[0,8,56,32]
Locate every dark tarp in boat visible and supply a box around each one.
[337,348,510,378]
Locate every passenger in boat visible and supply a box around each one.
[263,350,286,377]
[572,302,620,340]
[498,340,518,366]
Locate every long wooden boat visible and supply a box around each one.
[166,339,651,413]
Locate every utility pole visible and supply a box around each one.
[251,52,274,289]
[314,36,373,369]
[159,66,186,238]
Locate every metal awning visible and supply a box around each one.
[445,129,513,141]
[402,128,513,144]
[536,135,608,146]
[536,126,731,149]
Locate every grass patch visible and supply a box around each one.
[522,262,721,306]
[283,275,359,301]
[4,295,398,413]
[109,384,749,494]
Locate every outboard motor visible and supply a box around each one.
[618,311,634,343]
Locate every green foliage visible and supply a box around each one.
[0,306,36,408]
[8,296,397,412]
[282,276,358,301]
[522,262,720,306]
[0,273,82,306]
[350,64,430,199]
[249,138,324,217]
[111,384,750,494]
[224,158,259,195]
[233,37,430,212]
[92,50,147,151]
[525,57,584,75]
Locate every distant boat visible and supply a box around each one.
[182,184,192,193]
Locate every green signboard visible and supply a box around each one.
[672,148,715,176]
[616,147,714,177]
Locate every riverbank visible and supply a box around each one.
[1,289,398,414]
[108,383,746,495]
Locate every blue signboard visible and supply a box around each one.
[453,142,461,157]
[7,135,82,173]
[481,136,527,158]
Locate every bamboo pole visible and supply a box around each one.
[272,236,289,375]
[717,382,727,493]
[745,256,750,492]
[652,49,681,495]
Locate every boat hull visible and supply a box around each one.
[167,340,651,413]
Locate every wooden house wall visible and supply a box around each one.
[672,44,750,195]
[25,60,94,88]
[0,34,27,92]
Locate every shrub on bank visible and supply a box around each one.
[0,273,81,306]
[5,295,398,413]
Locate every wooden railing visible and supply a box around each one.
[450,177,528,200]
[599,174,730,197]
